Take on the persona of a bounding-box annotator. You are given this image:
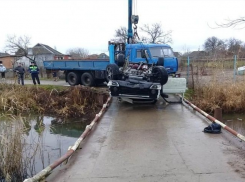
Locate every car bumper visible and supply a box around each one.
[107,80,162,100]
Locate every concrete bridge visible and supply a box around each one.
[46,97,245,182]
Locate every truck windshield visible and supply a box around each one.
[149,47,174,57]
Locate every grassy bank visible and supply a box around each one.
[188,80,245,114]
[0,116,32,181]
[0,84,108,118]
[0,84,109,181]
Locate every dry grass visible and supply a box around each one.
[0,84,109,118]
[180,58,245,71]
[189,77,245,114]
[0,115,39,181]
[0,84,109,181]
[183,57,245,114]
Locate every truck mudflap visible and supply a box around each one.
[107,79,162,103]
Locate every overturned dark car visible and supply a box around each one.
[108,79,162,103]
[106,42,182,104]
[107,63,169,103]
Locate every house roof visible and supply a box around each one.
[173,52,181,57]
[0,52,10,57]
[87,54,99,59]
[98,53,109,59]
[188,51,208,58]
[32,43,63,55]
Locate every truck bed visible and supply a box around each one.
[43,59,109,71]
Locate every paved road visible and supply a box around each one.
[46,98,245,182]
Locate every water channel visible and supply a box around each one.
[0,115,88,181]
[0,112,245,181]
[223,113,245,135]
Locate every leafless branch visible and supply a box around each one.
[114,27,128,43]
[216,17,245,28]
[66,48,89,59]
[5,35,35,61]
[140,23,172,44]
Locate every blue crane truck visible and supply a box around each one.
[43,0,186,103]
[43,43,178,86]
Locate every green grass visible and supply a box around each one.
[36,85,67,91]
[184,89,194,100]
[24,77,64,81]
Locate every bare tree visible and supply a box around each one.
[5,35,35,62]
[204,36,225,55]
[227,38,243,55]
[66,48,89,59]
[181,47,191,57]
[216,17,245,28]
[240,44,245,58]
[140,23,172,44]
[114,27,128,43]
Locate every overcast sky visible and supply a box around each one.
[0,0,244,55]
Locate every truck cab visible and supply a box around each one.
[125,43,178,75]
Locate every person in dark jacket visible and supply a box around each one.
[29,62,40,85]
[14,63,25,85]
[0,63,6,80]
[52,71,59,81]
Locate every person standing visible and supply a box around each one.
[14,63,25,85]
[29,62,40,85]
[0,63,6,80]
[52,71,59,81]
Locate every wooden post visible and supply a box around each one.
[187,56,190,85]
[190,63,194,90]
[214,107,222,122]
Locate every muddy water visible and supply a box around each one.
[0,115,88,179]
[223,113,245,135]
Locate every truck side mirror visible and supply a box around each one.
[141,49,146,58]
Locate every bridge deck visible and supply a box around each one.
[47,98,245,182]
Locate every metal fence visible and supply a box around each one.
[178,56,245,88]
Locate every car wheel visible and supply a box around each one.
[152,66,168,85]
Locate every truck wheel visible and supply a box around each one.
[81,72,94,86]
[105,64,120,82]
[152,66,168,85]
[67,72,80,86]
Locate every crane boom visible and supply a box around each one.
[127,0,133,44]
